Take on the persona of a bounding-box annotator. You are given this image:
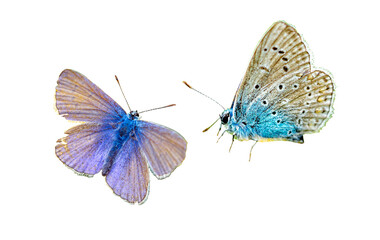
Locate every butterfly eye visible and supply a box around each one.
[220,112,230,124]
[130,111,140,118]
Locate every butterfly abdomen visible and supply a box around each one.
[102,143,121,176]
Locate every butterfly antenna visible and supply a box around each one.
[139,104,176,114]
[115,75,132,111]
[183,81,225,110]
[203,118,219,132]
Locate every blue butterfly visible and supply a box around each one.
[185,21,334,159]
[55,69,187,204]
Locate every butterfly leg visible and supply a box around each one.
[229,135,235,152]
[248,140,258,162]
[217,130,226,143]
[217,124,222,136]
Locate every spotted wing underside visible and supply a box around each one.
[232,21,311,120]
[230,21,334,141]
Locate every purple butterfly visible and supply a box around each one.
[55,69,187,204]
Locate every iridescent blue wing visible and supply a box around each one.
[56,69,125,175]
[105,138,150,204]
[56,69,126,123]
[138,121,187,179]
[105,120,186,203]
[56,123,116,175]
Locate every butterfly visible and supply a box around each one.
[55,69,187,204]
[185,21,334,158]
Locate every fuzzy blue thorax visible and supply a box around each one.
[118,112,139,140]
[220,108,258,141]
[226,120,256,141]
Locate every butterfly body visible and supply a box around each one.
[222,104,301,143]
[218,21,334,147]
[100,112,138,176]
[55,69,186,204]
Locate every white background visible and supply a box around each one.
[1,0,379,239]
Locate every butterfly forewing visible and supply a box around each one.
[56,69,126,123]
[233,21,311,122]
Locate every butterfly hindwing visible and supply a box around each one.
[56,69,126,123]
[138,121,187,179]
[273,70,335,133]
[55,123,116,175]
[104,120,186,203]
[105,137,150,204]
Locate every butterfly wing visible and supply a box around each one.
[56,69,126,123]
[56,123,116,175]
[105,137,150,204]
[267,70,334,134]
[232,21,334,142]
[56,69,125,175]
[138,121,187,179]
[232,21,311,121]
[105,120,186,203]
[249,70,334,143]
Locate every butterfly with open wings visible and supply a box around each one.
[55,69,187,204]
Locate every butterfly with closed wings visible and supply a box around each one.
[185,21,334,159]
[55,69,187,204]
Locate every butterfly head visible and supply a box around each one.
[220,109,231,125]
[128,110,140,120]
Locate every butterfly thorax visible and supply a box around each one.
[119,111,140,140]
[220,108,258,141]
[226,121,257,141]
